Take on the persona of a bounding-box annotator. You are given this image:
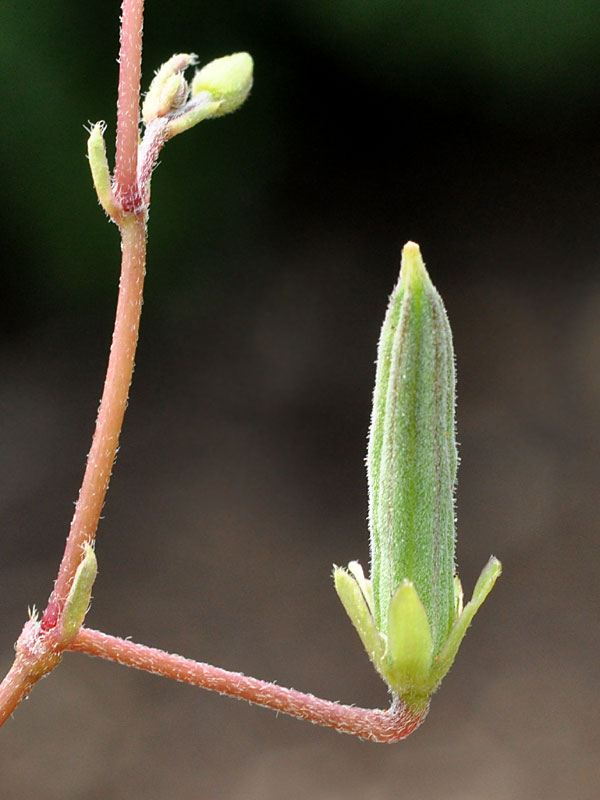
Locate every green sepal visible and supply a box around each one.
[61,543,98,641]
[383,581,433,700]
[333,562,386,676]
[428,556,502,690]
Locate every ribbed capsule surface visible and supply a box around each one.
[368,242,457,656]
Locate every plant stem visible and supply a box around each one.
[41,0,146,632]
[114,0,144,211]
[67,628,428,742]
[1,0,148,725]
[1,0,430,744]
[41,215,147,631]
[0,622,63,727]
[0,660,33,728]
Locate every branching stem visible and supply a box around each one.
[0,0,147,724]
[0,0,429,743]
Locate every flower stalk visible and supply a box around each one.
[0,0,500,744]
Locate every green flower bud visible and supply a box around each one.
[335,242,501,709]
[87,122,120,220]
[190,52,253,116]
[142,53,197,124]
[368,241,457,654]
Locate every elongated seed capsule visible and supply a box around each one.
[334,242,500,707]
[368,242,457,656]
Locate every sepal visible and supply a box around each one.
[428,556,502,689]
[384,581,432,701]
[333,562,386,676]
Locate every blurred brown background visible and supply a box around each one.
[1,1,598,798]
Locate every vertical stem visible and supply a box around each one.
[41,0,147,631]
[0,0,148,725]
[42,215,147,629]
[114,0,145,209]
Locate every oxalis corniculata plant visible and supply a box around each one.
[0,0,502,742]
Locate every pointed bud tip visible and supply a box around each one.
[399,240,432,291]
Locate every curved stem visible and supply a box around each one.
[42,215,147,630]
[68,628,428,742]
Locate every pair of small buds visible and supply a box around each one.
[334,243,501,712]
[142,52,254,138]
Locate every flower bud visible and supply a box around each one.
[61,544,97,641]
[87,121,121,220]
[142,53,197,124]
[368,241,457,654]
[334,242,501,708]
[190,52,253,116]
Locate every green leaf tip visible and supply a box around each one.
[334,242,501,709]
[62,543,98,641]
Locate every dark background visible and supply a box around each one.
[1,1,598,797]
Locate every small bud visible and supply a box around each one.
[62,544,98,641]
[142,53,197,124]
[87,122,120,220]
[334,242,501,709]
[190,52,253,116]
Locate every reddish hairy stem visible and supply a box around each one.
[1,0,149,727]
[42,215,147,630]
[0,622,63,727]
[0,658,42,728]
[68,628,428,742]
[114,0,144,209]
